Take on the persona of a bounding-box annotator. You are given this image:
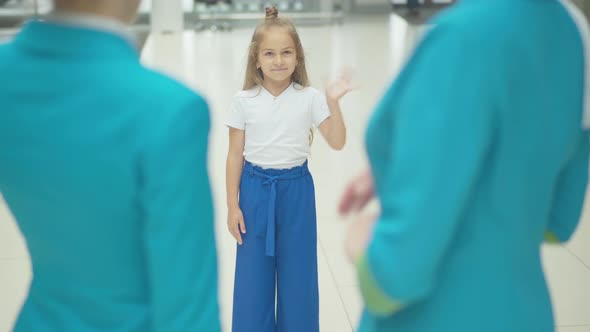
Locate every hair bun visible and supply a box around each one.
[265,6,279,20]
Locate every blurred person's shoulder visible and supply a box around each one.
[0,40,18,76]
[433,1,515,27]
[426,3,506,45]
[111,65,210,142]
[430,1,568,46]
[0,39,10,53]
[111,63,206,110]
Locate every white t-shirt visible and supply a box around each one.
[226,82,331,169]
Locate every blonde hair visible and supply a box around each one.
[243,6,310,90]
[244,6,315,145]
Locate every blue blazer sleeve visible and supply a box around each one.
[547,135,589,243]
[362,24,496,310]
[139,95,220,331]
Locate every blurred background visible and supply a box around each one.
[2,1,590,331]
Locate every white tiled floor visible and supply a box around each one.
[1,13,590,332]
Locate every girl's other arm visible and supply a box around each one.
[226,127,246,244]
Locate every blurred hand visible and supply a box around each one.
[345,212,378,263]
[339,169,375,216]
[326,67,355,102]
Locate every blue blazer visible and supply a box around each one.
[358,1,589,331]
[0,20,220,332]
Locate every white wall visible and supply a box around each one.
[140,0,194,13]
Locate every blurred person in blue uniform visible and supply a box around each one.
[340,1,590,331]
[0,1,220,331]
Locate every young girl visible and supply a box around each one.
[225,6,352,332]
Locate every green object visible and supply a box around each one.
[545,231,561,244]
[356,254,404,316]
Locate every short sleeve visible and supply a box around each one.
[226,96,245,130]
[310,89,331,127]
